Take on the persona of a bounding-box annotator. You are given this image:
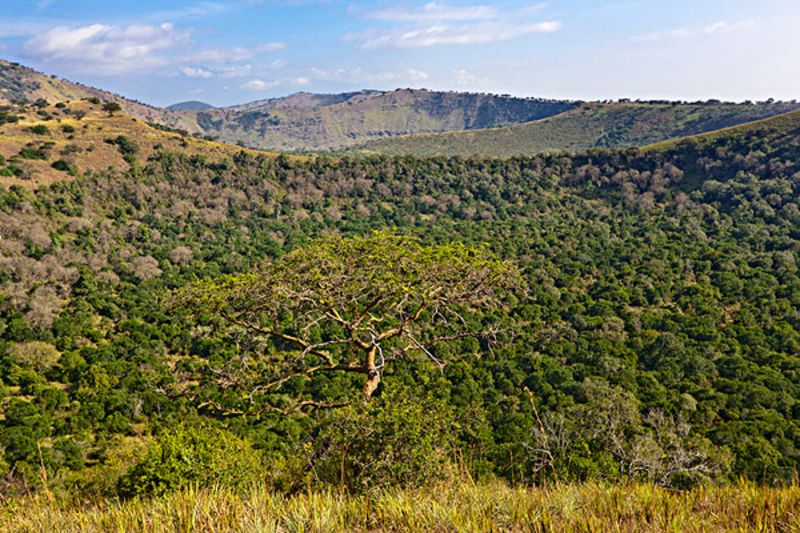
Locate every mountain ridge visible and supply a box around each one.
[3,59,799,154]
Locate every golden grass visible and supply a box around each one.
[0,100,307,189]
[3,481,798,532]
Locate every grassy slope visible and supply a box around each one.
[6,482,799,532]
[360,101,800,157]
[0,60,198,133]
[645,108,800,150]
[0,100,284,189]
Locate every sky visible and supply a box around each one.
[0,0,798,107]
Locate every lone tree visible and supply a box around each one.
[173,231,520,415]
[102,101,122,117]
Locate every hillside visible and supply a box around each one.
[359,101,800,157]
[0,60,197,132]
[1,99,800,501]
[644,108,800,151]
[0,99,281,188]
[0,62,580,151]
[185,89,579,151]
[5,60,800,156]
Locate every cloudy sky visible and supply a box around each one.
[1,0,798,107]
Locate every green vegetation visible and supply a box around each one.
[176,231,518,408]
[51,159,78,176]
[28,124,49,135]
[361,101,800,157]
[102,102,122,117]
[0,87,799,529]
[118,425,262,497]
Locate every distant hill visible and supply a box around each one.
[4,59,800,154]
[644,108,800,151]
[358,101,800,157]
[167,101,214,111]
[187,89,579,151]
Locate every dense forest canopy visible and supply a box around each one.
[0,104,799,496]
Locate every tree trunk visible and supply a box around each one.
[361,345,380,401]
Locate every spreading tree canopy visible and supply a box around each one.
[174,231,520,414]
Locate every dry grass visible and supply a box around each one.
[0,100,300,189]
[2,481,799,532]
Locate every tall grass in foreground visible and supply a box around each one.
[2,481,798,532]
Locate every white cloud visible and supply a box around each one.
[453,68,494,89]
[347,2,560,49]
[184,42,285,63]
[181,66,213,78]
[632,19,756,43]
[309,66,430,87]
[268,59,288,69]
[151,2,229,20]
[241,79,279,90]
[406,68,430,81]
[219,64,253,78]
[348,21,560,49]
[292,77,311,86]
[374,68,430,83]
[180,61,284,80]
[366,1,497,22]
[24,22,190,75]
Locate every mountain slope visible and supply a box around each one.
[0,99,282,188]
[0,60,198,131]
[186,89,579,151]
[644,108,800,151]
[1,102,800,495]
[4,59,800,155]
[0,62,579,151]
[359,101,800,157]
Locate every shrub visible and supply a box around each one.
[18,146,48,160]
[117,425,262,497]
[61,124,76,134]
[29,125,49,135]
[309,387,457,492]
[51,159,78,176]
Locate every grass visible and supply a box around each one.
[359,102,800,158]
[0,99,302,189]
[644,109,800,151]
[3,481,799,532]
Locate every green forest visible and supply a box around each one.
[1,104,799,507]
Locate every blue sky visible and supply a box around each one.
[1,0,798,107]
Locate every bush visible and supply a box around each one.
[51,159,78,176]
[117,425,262,497]
[309,388,457,492]
[29,125,49,135]
[18,145,48,160]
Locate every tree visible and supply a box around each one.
[174,231,520,414]
[7,341,60,372]
[102,102,122,117]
